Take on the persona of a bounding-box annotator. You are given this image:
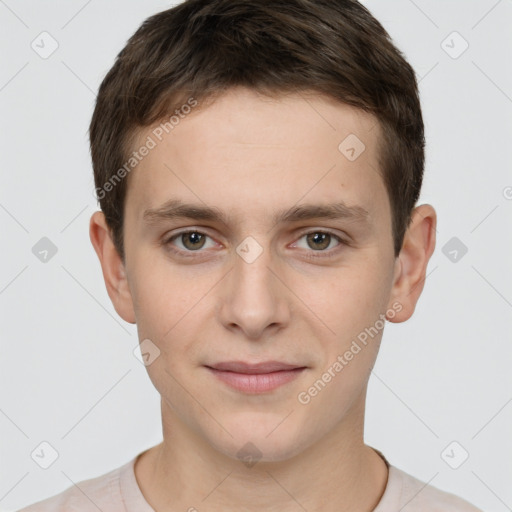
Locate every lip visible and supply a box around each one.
[205,361,307,393]
[207,360,304,374]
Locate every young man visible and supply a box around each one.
[20,0,482,510]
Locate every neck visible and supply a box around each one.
[135,397,389,512]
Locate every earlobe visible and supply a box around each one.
[89,211,136,324]
[386,204,437,323]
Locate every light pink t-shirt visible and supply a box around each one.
[18,451,482,512]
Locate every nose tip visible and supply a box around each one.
[217,252,290,340]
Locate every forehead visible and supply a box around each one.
[125,87,387,229]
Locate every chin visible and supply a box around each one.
[205,413,312,465]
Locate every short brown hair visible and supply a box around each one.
[89,0,424,262]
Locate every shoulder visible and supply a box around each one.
[377,465,483,512]
[16,461,128,512]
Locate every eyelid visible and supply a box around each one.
[163,227,348,258]
[289,229,347,259]
[164,228,218,257]
[292,227,348,244]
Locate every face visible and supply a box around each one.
[99,87,412,462]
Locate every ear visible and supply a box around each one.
[89,211,136,324]
[386,204,437,323]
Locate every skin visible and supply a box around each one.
[90,86,436,512]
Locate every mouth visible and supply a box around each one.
[204,361,307,393]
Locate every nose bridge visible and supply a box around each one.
[235,240,276,294]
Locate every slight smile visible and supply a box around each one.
[204,361,308,394]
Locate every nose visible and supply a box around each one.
[216,240,291,341]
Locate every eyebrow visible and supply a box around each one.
[142,198,370,227]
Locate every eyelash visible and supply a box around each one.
[162,229,348,260]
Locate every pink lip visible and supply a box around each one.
[208,360,303,373]
[205,361,306,393]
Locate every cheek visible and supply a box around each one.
[304,260,390,340]
[130,255,199,329]
[129,259,216,366]
[298,269,387,414]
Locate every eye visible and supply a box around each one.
[163,229,346,259]
[292,230,344,255]
[165,230,217,255]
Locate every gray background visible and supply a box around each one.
[1,1,511,510]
